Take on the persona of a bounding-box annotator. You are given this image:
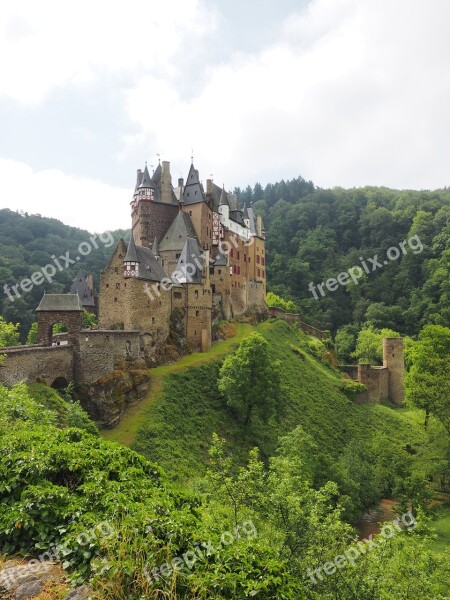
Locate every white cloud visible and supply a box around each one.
[123,0,450,190]
[0,0,217,104]
[0,158,129,231]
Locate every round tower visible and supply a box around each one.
[383,337,404,405]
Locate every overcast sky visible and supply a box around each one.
[0,0,449,232]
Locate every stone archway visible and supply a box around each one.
[51,376,69,390]
[37,294,83,346]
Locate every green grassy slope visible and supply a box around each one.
[104,319,428,485]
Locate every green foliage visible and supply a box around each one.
[82,310,97,329]
[0,209,124,341]
[26,321,38,345]
[0,315,20,347]
[352,326,401,364]
[406,325,450,434]
[266,291,297,313]
[249,178,450,335]
[218,332,281,426]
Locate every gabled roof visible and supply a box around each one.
[37,293,83,312]
[159,210,199,252]
[182,164,205,205]
[246,206,258,236]
[210,182,240,212]
[133,245,167,282]
[124,234,139,262]
[172,237,203,284]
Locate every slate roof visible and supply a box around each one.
[70,270,95,307]
[210,182,240,212]
[139,165,153,189]
[246,207,258,236]
[159,210,199,252]
[183,164,205,205]
[124,235,139,262]
[213,251,227,266]
[172,237,203,284]
[37,294,83,312]
[125,241,167,282]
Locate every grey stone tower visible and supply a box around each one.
[383,337,404,406]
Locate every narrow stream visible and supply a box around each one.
[356,498,397,540]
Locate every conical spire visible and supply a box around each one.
[219,185,228,206]
[139,164,154,189]
[125,234,139,262]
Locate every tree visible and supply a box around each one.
[82,310,97,329]
[266,291,297,313]
[218,332,280,426]
[26,322,38,345]
[0,316,20,347]
[406,325,450,433]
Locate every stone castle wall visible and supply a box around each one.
[75,330,141,384]
[0,345,74,386]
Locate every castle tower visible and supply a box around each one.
[131,163,178,249]
[383,337,404,405]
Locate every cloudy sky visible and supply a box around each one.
[0,0,449,232]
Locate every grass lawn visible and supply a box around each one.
[430,503,450,554]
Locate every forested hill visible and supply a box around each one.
[238,179,450,337]
[0,209,127,340]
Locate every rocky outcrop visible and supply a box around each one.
[76,361,151,428]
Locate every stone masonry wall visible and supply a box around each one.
[75,330,141,384]
[132,200,178,248]
[0,345,73,386]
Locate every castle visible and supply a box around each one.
[98,160,267,353]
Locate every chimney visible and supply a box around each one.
[178,177,184,188]
[257,215,263,237]
[161,161,172,203]
[206,179,212,195]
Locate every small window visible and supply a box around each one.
[174,291,182,299]
[152,317,156,324]
[106,283,109,288]
[218,269,222,275]
[176,253,181,259]
[114,297,118,302]
[196,310,199,317]
[115,267,119,273]
[195,290,199,298]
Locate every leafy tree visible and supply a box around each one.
[218,332,281,426]
[0,315,20,347]
[26,322,38,345]
[82,309,97,329]
[266,291,297,313]
[406,325,450,433]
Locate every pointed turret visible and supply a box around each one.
[139,164,153,189]
[124,234,140,277]
[219,185,228,206]
[182,163,204,205]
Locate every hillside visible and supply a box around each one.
[236,180,450,338]
[0,209,127,340]
[103,319,447,520]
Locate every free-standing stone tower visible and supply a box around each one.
[383,337,404,405]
